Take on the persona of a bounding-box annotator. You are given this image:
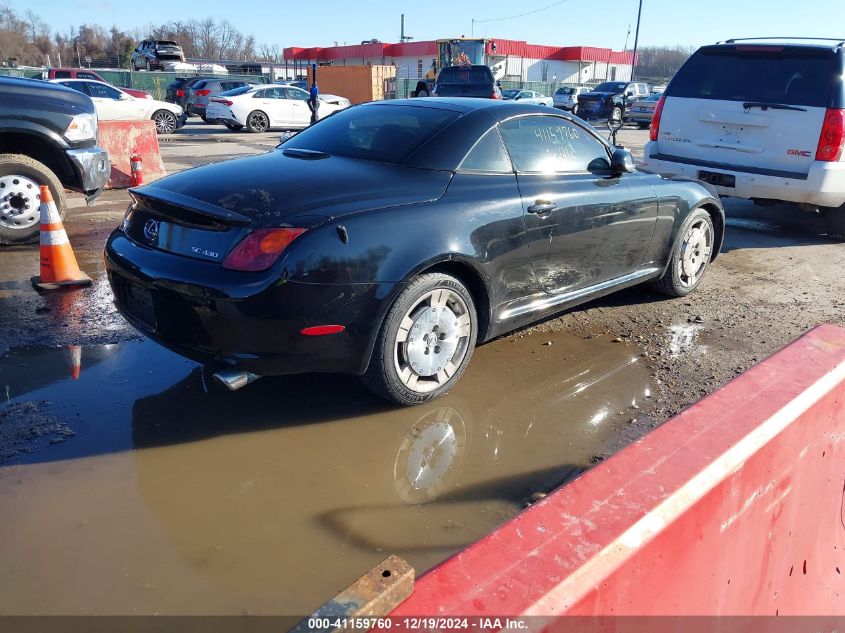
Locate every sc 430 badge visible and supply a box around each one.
[191,246,220,259]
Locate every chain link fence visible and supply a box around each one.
[0,67,271,100]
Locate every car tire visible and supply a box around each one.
[201,116,209,123]
[224,122,244,131]
[0,154,66,246]
[824,205,845,241]
[246,110,270,133]
[650,208,715,297]
[571,104,579,116]
[362,272,478,406]
[637,122,650,129]
[152,110,178,134]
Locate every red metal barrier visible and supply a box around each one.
[392,324,845,617]
[98,120,166,189]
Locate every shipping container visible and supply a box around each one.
[307,65,396,105]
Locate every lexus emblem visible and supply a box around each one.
[143,219,159,241]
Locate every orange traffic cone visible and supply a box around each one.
[64,345,82,380]
[30,186,91,291]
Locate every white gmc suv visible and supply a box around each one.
[641,38,845,240]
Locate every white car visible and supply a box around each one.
[206,84,350,133]
[50,79,185,134]
[553,86,590,113]
[642,38,845,240]
[501,89,553,106]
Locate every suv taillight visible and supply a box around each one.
[649,96,666,142]
[815,108,845,162]
[176,89,184,97]
[222,228,307,272]
[491,91,501,99]
[195,89,212,96]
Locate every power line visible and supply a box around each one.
[473,0,570,25]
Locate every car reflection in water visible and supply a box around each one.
[122,334,652,610]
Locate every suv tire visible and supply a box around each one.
[0,154,66,245]
[823,206,845,241]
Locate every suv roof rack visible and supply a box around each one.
[718,37,845,46]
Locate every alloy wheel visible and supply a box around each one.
[677,218,713,288]
[392,288,472,394]
[154,111,177,134]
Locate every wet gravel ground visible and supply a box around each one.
[2,121,844,449]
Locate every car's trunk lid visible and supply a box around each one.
[656,44,839,177]
[123,150,452,263]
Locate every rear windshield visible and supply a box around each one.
[667,46,838,108]
[593,82,627,93]
[221,85,253,97]
[555,87,575,95]
[279,104,460,164]
[156,41,179,46]
[437,66,493,84]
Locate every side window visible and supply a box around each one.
[285,87,309,101]
[77,72,97,80]
[459,128,512,174]
[499,116,609,173]
[54,70,71,79]
[59,81,88,95]
[253,89,265,98]
[88,82,122,99]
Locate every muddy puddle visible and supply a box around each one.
[0,333,653,615]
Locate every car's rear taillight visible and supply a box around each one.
[176,89,184,97]
[815,108,845,162]
[491,91,501,99]
[222,228,307,272]
[195,89,212,96]
[211,98,233,106]
[649,95,666,142]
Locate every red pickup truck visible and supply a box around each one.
[44,68,152,100]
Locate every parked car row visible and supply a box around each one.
[51,79,186,134]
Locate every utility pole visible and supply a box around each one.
[630,0,643,80]
[623,24,631,51]
[400,14,413,43]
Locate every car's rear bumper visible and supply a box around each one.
[642,143,845,208]
[626,111,654,123]
[105,230,396,376]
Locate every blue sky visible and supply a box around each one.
[17,0,845,50]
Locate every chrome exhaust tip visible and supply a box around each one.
[212,367,260,391]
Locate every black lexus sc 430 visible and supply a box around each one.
[105,98,723,405]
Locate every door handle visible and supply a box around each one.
[527,200,557,214]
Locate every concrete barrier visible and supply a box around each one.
[98,120,166,189]
[392,324,845,617]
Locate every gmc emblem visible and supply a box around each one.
[787,149,812,157]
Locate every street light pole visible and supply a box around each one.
[630,0,643,81]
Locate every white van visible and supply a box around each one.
[641,38,845,240]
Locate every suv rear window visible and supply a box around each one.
[555,87,575,95]
[667,46,839,108]
[437,66,494,84]
[280,104,460,164]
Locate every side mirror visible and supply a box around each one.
[610,148,635,174]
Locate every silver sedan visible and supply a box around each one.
[501,89,553,106]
